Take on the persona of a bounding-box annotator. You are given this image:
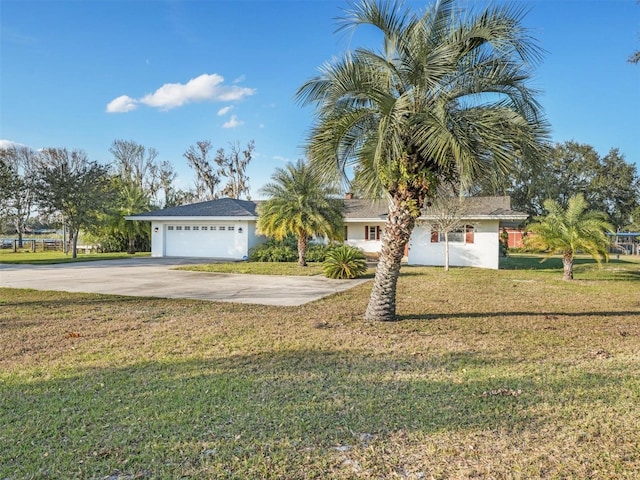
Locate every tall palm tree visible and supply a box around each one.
[297,0,549,321]
[257,159,344,266]
[526,194,614,280]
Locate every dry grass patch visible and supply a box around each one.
[1,256,639,478]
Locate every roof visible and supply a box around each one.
[342,196,529,221]
[127,196,528,222]
[127,198,259,220]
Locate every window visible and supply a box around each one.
[465,225,475,244]
[344,226,348,241]
[228,226,235,231]
[431,225,475,244]
[365,225,381,241]
[201,226,208,231]
[167,226,174,231]
[440,230,464,243]
[176,226,182,231]
[184,226,191,231]
[211,226,217,231]
[193,226,199,231]
[219,226,226,231]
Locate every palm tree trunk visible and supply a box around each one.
[127,235,136,255]
[365,194,419,321]
[562,251,574,280]
[297,234,308,267]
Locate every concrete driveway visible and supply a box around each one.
[0,257,370,306]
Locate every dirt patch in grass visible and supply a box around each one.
[1,258,639,478]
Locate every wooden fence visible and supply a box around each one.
[2,239,69,253]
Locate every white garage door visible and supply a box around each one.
[164,224,237,258]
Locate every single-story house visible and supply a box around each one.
[342,196,527,269]
[128,196,528,269]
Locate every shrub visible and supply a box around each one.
[306,243,334,262]
[248,238,297,262]
[322,245,368,279]
[249,237,340,263]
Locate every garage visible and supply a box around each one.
[127,198,265,260]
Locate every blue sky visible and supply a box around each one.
[1,0,639,199]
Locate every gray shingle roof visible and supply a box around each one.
[342,196,528,220]
[420,196,527,218]
[343,199,389,219]
[130,198,259,218]
[130,196,527,220]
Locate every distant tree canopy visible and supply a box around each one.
[215,140,254,200]
[184,139,254,201]
[476,141,640,230]
[34,148,115,258]
[110,139,176,208]
[0,145,39,246]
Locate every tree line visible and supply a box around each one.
[472,140,640,232]
[0,139,253,257]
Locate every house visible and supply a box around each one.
[342,196,528,269]
[609,232,640,256]
[128,196,528,269]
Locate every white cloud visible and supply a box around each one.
[106,95,138,113]
[106,73,256,113]
[233,74,246,84]
[222,115,243,128]
[217,105,233,116]
[0,139,21,150]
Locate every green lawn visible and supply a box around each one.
[175,261,328,276]
[0,249,150,264]
[1,255,639,478]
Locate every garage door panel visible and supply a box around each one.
[165,226,233,258]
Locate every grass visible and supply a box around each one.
[176,261,377,278]
[0,249,150,264]
[176,261,328,276]
[1,255,639,478]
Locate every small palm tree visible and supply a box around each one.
[323,245,368,279]
[257,160,344,266]
[526,194,614,280]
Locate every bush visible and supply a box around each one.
[248,238,298,262]
[249,237,341,263]
[322,245,368,279]
[306,243,334,262]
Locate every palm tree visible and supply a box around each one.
[257,159,344,266]
[118,182,152,254]
[526,194,614,280]
[297,0,549,321]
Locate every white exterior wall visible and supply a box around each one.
[345,221,385,253]
[151,221,164,257]
[247,221,267,252]
[408,220,500,269]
